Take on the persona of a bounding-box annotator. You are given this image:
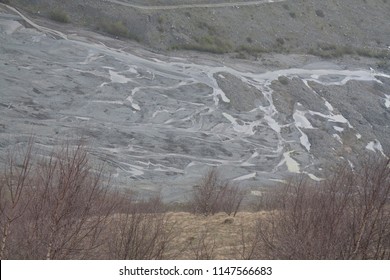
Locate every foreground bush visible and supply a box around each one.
[251,158,390,259]
[0,140,173,259]
[0,140,113,259]
[107,195,176,260]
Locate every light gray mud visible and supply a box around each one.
[1,10,389,201]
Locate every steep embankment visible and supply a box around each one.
[10,0,390,59]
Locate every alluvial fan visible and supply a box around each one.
[0,10,389,201]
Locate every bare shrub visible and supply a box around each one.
[190,169,244,216]
[235,223,263,260]
[107,195,176,260]
[251,157,390,259]
[187,229,216,260]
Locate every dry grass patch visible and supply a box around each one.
[165,211,268,259]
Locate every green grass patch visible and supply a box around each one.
[175,35,231,54]
[98,20,137,40]
[49,9,70,23]
[309,43,390,59]
[355,48,389,59]
[309,43,354,58]
[236,45,268,56]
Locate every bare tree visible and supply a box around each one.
[23,142,114,259]
[0,139,34,259]
[1,140,115,259]
[348,157,390,259]
[220,185,245,217]
[190,168,245,216]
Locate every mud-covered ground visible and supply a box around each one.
[1,6,389,201]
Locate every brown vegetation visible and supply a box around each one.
[1,139,389,260]
[0,139,113,259]
[250,159,390,259]
[106,195,176,260]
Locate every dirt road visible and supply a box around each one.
[103,0,286,10]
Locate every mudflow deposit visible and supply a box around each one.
[0,0,390,201]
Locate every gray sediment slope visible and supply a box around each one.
[1,2,389,201]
